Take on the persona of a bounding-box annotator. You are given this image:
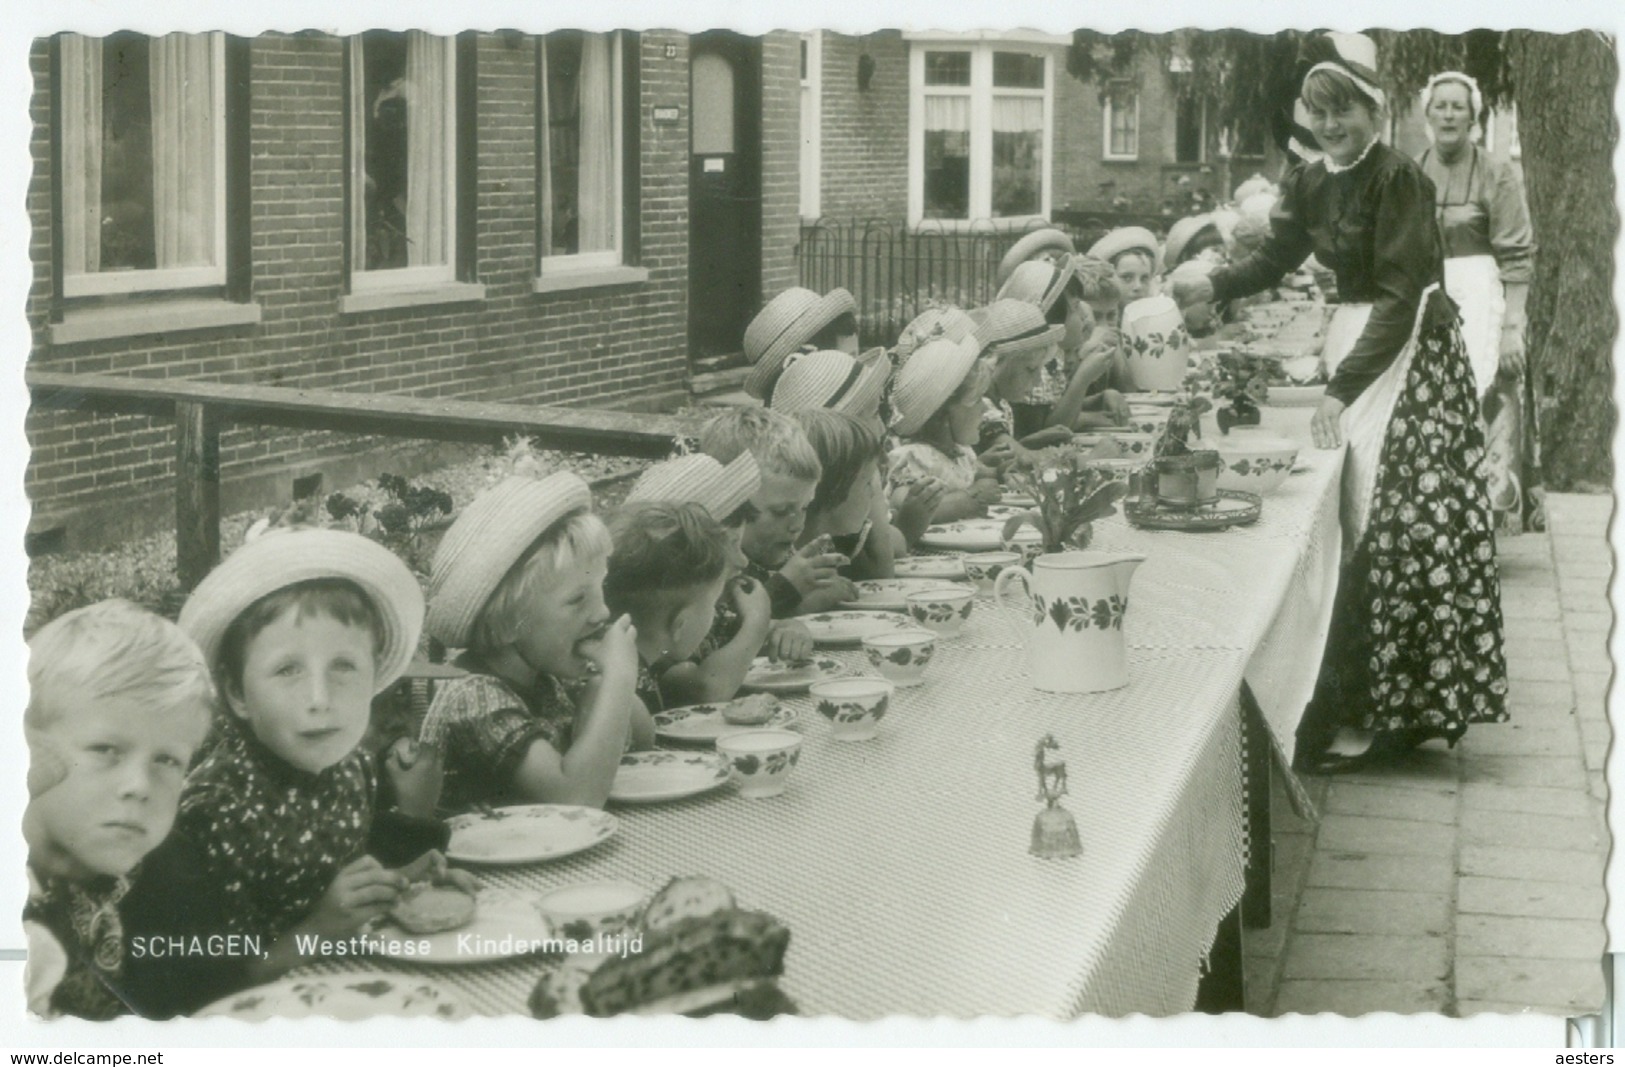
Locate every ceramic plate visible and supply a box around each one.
[799,610,924,647]
[445,804,618,866]
[918,519,1043,553]
[1126,489,1263,532]
[196,975,470,1021]
[894,555,967,580]
[374,886,555,966]
[999,492,1037,508]
[609,751,733,804]
[840,578,968,613]
[654,699,800,744]
[740,655,848,694]
[982,504,1026,522]
[1120,392,1178,407]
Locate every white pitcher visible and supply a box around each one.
[1121,296,1190,392]
[993,551,1145,693]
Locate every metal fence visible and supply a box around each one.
[795,212,1171,349]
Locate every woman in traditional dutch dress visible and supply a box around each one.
[1175,32,1510,773]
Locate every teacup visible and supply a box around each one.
[715,729,803,798]
[809,678,894,741]
[861,629,937,688]
[905,587,977,635]
[536,880,646,944]
[962,551,1022,591]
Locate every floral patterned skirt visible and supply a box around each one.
[1298,294,1511,751]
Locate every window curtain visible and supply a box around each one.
[576,33,615,254]
[60,34,103,276]
[404,31,450,267]
[924,94,970,134]
[991,95,1041,134]
[149,32,216,268]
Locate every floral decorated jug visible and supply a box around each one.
[1121,296,1190,392]
[993,551,1145,693]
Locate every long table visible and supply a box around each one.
[284,404,1347,1020]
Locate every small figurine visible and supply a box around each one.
[1030,735,1082,859]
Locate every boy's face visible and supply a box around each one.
[740,472,817,569]
[991,347,1049,402]
[827,460,882,535]
[649,575,728,664]
[514,553,612,681]
[1087,295,1121,329]
[25,694,208,880]
[228,609,377,774]
[1114,253,1153,303]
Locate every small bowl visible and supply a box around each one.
[1214,434,1299,495]
[905,587,977,635]
[809,678,894,741]
[537,880,646,943]
[715,729,804,798]
[1127,407,1173,437]
[1095,432,1159,458]
[962,551,1022,591]
[861,628,938,688]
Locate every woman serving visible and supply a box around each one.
[1173,32,1510,773]
[1417,70,1537,531]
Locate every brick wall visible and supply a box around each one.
[816,31,908,221]
[26,31,693,549]
[1054,51,1178,216]
[759,31,801,303]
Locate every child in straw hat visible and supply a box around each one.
[22,600,215,1019]
[165,527,468,992]
[699,408,852,637]
[788,409,895,612]
[420,471,653,813]
[622,452,780,705]
[604,501,736,713]
[886,336,1002,525]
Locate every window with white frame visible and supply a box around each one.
[349,31,457,290]
[539,30,625,273]
[58,32,227,298]
[909,40,1054,224]
[1103,82,1139,161]
[799,33,822,219]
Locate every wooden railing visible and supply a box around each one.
[27,371,690,589]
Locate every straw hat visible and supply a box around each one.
[425,471,593,648]
[1087,227,1162,272]
[769,347,891,420]
[1232,174,1274,205]
[996,257,1079,316]
[893,306,980,365]
[995,228,1076,289]
[973,299,1066,360]
[742,287,859,399]
[178,527,425,693]
[888,336,983,437]
[624,452,761,523]
[1163,215,1220,272]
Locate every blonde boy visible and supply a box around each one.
[22,600,213,1019]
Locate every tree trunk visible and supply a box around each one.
[1506,31,1619,491]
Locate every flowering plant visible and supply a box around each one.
[1000,445,1127,554]
[1154,394,1214,459]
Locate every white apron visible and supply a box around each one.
[1322,284,1442,552]
[1441,254,1504,400]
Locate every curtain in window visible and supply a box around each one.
[576,33,614,254]
[404,31,450,267]
[60,34,103,275]
[991,96,1041,134]
[923,94,970,135]
[149,33,216,268]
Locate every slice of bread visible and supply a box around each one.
[577,910,791,1018]
[721,693,778,726]
[389,883,477,935]
[639,875,736,934]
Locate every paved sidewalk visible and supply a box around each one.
[1244,491,1612,1017]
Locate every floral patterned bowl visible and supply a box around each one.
[861,628,938,688]
[536,881,646,943]
[715,729,804,798]
[905,587,977,636]
[808,678,894,742]
[1127,406,1173,437]
[962,551,1023,591]
[1214,434,1299,495]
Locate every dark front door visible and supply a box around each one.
[688,32,762,369]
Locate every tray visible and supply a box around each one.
[1126,489,1263,531]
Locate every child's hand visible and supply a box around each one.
[894,477,946,544]
[780,535,849,597]
[383,738,444,818]
[970,479,1003,507]
[732,575,773,631]
[579,615,639,689]
[1100,389,1130,425]
[393,849,480,896]
[765,620,815,663]
[309,856,407,937]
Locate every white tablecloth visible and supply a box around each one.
[291,407,1347,1020]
